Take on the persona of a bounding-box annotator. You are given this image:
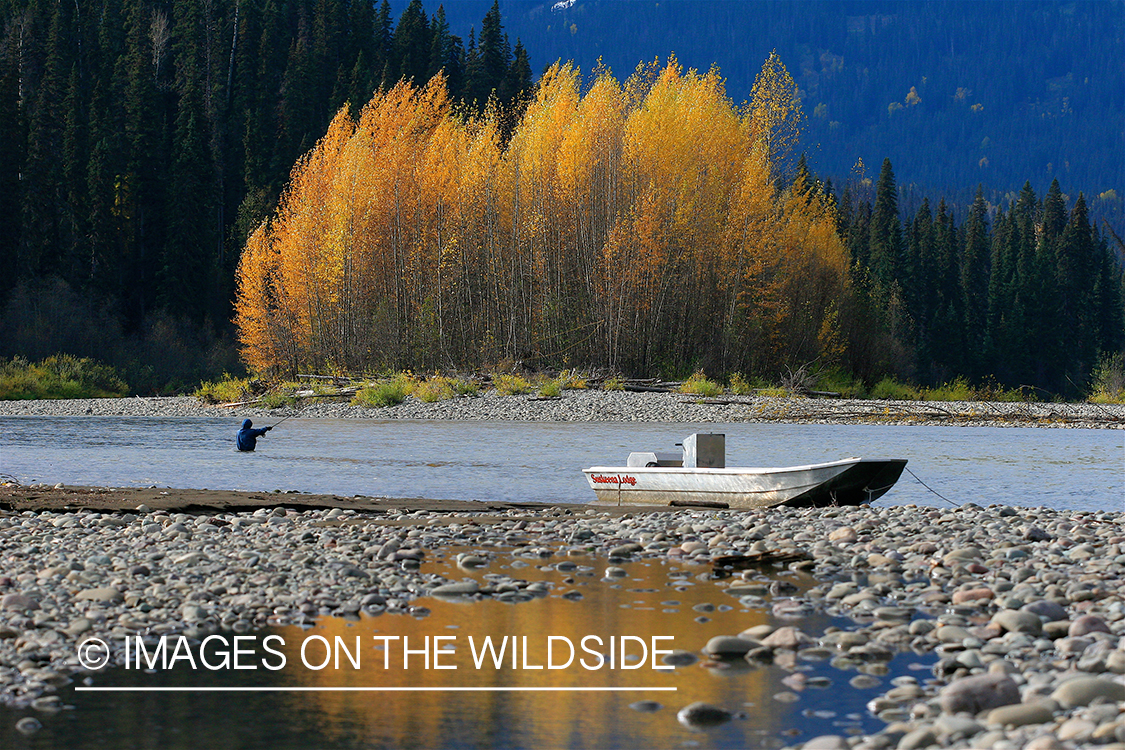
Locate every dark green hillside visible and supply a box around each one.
[434,0,1122,208]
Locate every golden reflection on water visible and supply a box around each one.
[269,552,828,749]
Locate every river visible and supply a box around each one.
[0,417,1121,510]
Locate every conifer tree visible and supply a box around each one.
[394,0,430,85]
[373,0,394,88]
[961,186,990,375]
[868,158,901,296]
[1056,193,1098,389]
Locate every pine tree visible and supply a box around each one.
[394,0,429,86]
[984,204,1012,377]
[1055,193,1098,390]
[373,0,394,89]
[1041,179,1067,242]
[868,158,901,297]
[504,39,533,106]
[929,199,963,379]
[961,186,990,376]
[470,0,510,107]
[907,198,935,371]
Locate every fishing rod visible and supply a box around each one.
[268,414,296,430]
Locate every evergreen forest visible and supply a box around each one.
[1,0,1122,397]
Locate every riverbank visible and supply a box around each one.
[0,496,1120,747]
[1,391,1122,428]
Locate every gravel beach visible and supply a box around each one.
[1,394,1121,747]
[0,496,1121,747]
[0,391,1122,428]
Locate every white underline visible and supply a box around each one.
[76,686,677,692]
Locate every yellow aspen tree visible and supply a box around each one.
[749,50,806,184]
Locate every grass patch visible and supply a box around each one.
[922,377,976,402]
[260,389,298,408]
[353,374,414,407]
[492,373,533,395]
[195,374,255,404]
[0,355,128,400]
[353,382,408,407]
[757,387,791,398]
[813,368,866,399]
[870,376,922,400]
[679,371,723,397]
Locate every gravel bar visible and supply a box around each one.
[0,501,1121,748]
[1,392,1122,428]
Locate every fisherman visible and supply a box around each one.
[236,419,271,452]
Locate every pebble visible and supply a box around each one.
[991,609,1043,636]
[1068,614,1111,636]
[676,701,732,728]
[939,673,1020,714]
[703,636,759,658]
[1050,676,1125,708]
[986,701,1056,728]
[14,716,42,735]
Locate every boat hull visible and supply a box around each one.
[583,458,907,509]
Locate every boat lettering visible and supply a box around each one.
[590,474,637,486]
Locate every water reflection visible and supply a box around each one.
[7,552,935,749]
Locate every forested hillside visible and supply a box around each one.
[1,0,1122,396]
[433,0,1124,208]
[0,0,530,387]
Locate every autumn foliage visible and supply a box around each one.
[235,56,852,377]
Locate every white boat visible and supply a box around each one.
[582,433,907,509]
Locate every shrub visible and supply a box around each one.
[260,389,298,408]
[729,373,753,395]
[814,368,866,399]
[452,378,480,397]
[870,376,921,400]
[558,370,587,389]
[353,380,409,407]
[923,377,975,402]
[195,374,254,404]
[975,378,1028,403]
[1089,353,1125,404]
[492,373,533,395]
[603,375,625,391]
[538,379,562,398]
[680,371,723,397]
[416,376,456,403]
[0,355,128,400]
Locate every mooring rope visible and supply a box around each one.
[906,466,959,507]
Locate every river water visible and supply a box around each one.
[0,417,1121,510]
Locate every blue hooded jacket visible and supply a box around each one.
[236,419,270,452]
